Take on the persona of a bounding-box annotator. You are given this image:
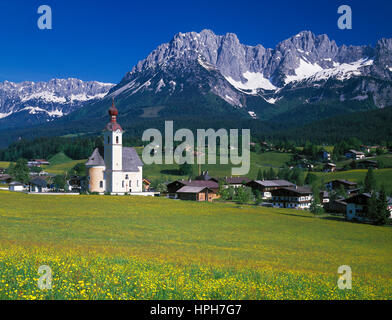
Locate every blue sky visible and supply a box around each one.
[0,0,391,83]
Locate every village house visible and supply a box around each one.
[320,190,330,204]
[167,179,219,199]
[29,177,50,193]
[223,176,251,188]
[194,171,219,183]
[176,186,217,202]
[326,179,359,196]
[325,198,348,214]
[357,160,378,169]
[9,181,24,191]
[345,149,365,160]
[27,159,50,167]
[345,193,392,222]
[85,101,143,195]
[0,174,12,184]
[143,178,152,191]
[317,150,331,162]
[323,163,337,172]
[270,186,313,209]
[246,180,295,199]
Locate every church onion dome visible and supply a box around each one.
[104,99,123,132]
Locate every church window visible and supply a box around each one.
[125,174,129,180]
[107,136,110,144]
[116,136,119,144]
[99,181,103,188]
[122,181,124,188]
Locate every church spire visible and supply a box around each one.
[104,99,123,132]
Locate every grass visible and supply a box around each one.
[314,168,392,193]
[0,191,391,300]
[48,152,73,165]
[0,161,12,169]
[140,150,293,181]
[44,160,86,175]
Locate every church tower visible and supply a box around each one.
[104,100,124,193]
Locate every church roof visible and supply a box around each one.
[86,148,105,167]
[123,147,143,172]
[85,147,143,171]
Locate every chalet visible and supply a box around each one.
[9,182,24,191]
[246,180,295,199]
[143,178,151,191]
[223,176,251,188]
[323,163,336,172]
[357,160,378,169]
[317,150,331,162]
[345,193,392,222]
[320,191,330,204]
[0,174,12,184]
[326,180,358,192]
[29,177,49,193]
[67,176,83,192]
[195,171,219,183]
[297,162,314,170]
[176,186,217,202]
[345,150,365,160]
[27,159,50,167]
[270,186,313,209]
[325,199,347,214]
[167,179,219,197]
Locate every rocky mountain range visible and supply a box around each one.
[1,29,392,137]
[91,29,392,124]
[0,78,114,128]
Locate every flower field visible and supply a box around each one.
[0,191,391,300]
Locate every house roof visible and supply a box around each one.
[123,147,143,172]
[225,177,251,184]
[195,171,212,181]
[280,186,313,195]
[252,179,295,187]
[30,177,48,187]
[348,149,365,155]
[325,163,336,167]
[9,181,23,186]
[332,179,358,186]
[0,174,12,181]
[170,179,219,189]
[176,186,211,193]
[86,148,105,167]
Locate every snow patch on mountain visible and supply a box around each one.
[225,71,277,93]
[285,59,323,84]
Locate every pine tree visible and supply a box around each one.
[376,186,389,225]
[268,168,275,180]
[364,167,377,193]
[257,169,263,180]
[367,192,379,222]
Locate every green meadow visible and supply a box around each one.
[0,191,391,300]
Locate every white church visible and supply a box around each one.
[85,101,143,194]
